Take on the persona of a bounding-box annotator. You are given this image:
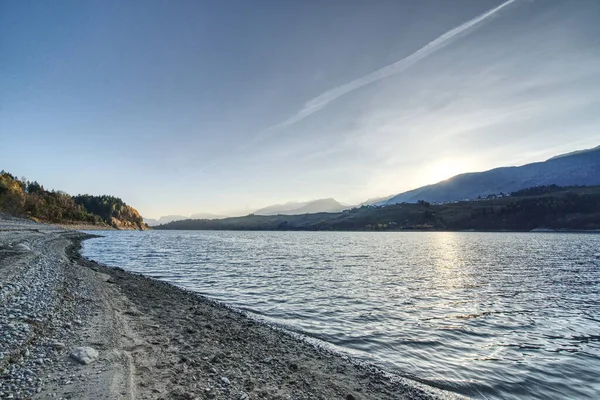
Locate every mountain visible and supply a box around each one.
[155,186,600,232]
[254,198,347,215]
[382,145,600,205]
[359,194,396,206]
[190,212,224,220]
[548,145,600,160]
[290,198,347,214]
[144,215,188,226]
[253,201,308,215]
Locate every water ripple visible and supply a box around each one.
[82,231,600,399]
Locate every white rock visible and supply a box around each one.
[69,347,99,365]
[220,376,231,386]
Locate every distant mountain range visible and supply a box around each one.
[144,215,186,226]
[148,145,600,222]
[254,198,347,215]
[155,186,600,232]
[380,145,600,205]
[359,195,396,206]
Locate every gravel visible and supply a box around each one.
[1,216,465,400]
[0,221,100,399]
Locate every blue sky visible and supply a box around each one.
[2,0,599,218]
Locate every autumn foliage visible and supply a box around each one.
[0,171,145,229]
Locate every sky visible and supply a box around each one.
[1,0,599,218]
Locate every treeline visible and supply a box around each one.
[0,171,146,229]
[510,184,565,197]
[157,185,600,232]
[440,186,600,231]
[73,194,144,228]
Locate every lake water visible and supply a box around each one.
[82,231,600,399]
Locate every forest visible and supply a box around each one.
[0,171,146,230]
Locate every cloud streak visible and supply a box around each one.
[201,0,520,172]
[264,0,519,134]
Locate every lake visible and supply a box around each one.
[82,231,600,399]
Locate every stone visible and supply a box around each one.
[69,347,99,365]
[220,377,231,386]
[14,243,31,251]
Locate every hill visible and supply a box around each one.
[155,185,600,232]
[0,171,147,230]
[144,215,188,226]
[190,212,224,220]
[382,145,600,205]
[144,213,225,227]
[254,198,347,215]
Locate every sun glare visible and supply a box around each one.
[426,161,467,184]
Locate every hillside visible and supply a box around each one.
[145,213,225,226]
[0,171,147,230]
[156,185,600,232]
[254,198,347,215]
[382,145,600,205]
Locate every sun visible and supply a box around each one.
[426,160,467,184]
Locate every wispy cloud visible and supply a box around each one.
[263,0,519,135]
[200,0,520,173]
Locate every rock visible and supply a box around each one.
[49,342,66,350]
[239,392,250,400]
[346,395,357,400]
[69,347,99,365]
[220,376,231,386]
[14,243,31,251]
[204,387,216,399]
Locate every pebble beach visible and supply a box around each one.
[0,216,461,400]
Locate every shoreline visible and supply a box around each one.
[151,226,600,234]
[0,218,463,399]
